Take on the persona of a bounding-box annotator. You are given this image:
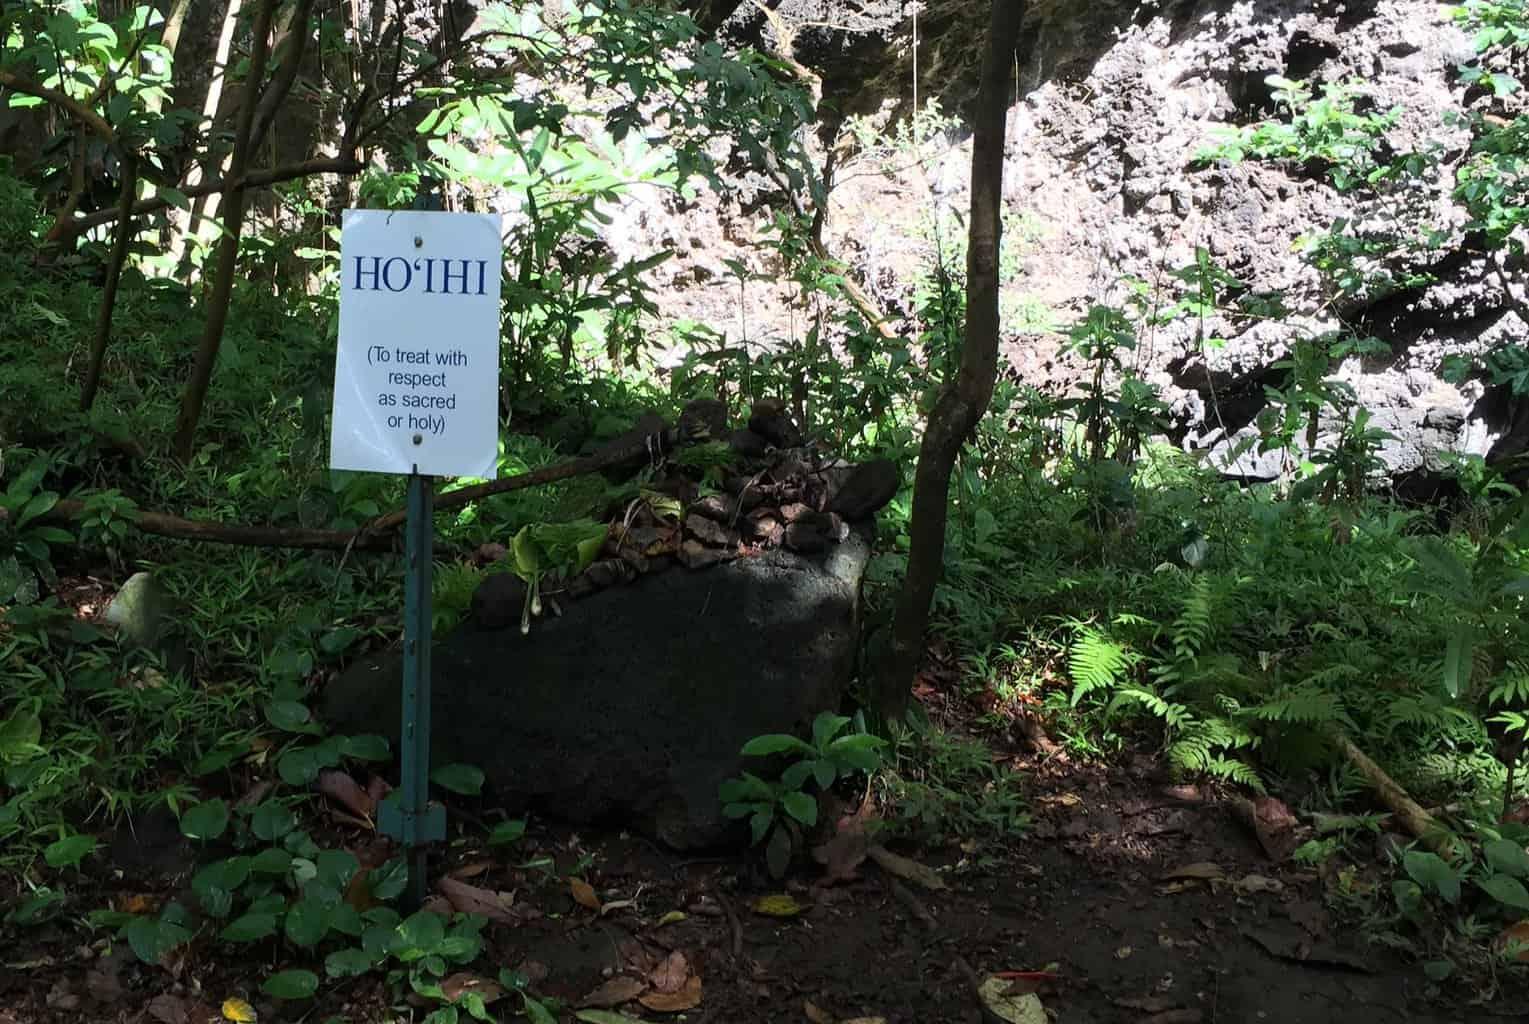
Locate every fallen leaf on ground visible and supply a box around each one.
[1234,874,1283,895]
[366,776,392,803]
[1234,795,1301,862]
[571,877,602,911]
[1144,1011,1204,1024]
[575,1012,647,1024]
[147,995,192,1024]
[752,894,807,917]
[804,999,833,1023]
[599,898,636,917]
[1159,862,1224,882]
[866,845,947,891]
[116,893,159,915]
[812,826,869,884]
[580,976,647,1008]
[1495,919,1529,962]
[436,876,521,925]
[1241,925,1373,972]
[442,973,505,1005]
[450,860,492,879]
[46,980,79,1011]
[656,910,687,927]
[1114,946,1134,959]
[221,998,257,1023]
[1112,995,1180,1012]
[638,975,701,1012]
[649,951,689,994]
[422,893,454,916]
[316,770,374,819]
[977,975,1046,1024]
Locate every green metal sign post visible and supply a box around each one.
[378,470,446,908]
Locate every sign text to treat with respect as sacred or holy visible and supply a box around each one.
[329,209,503,478]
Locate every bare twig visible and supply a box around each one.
[0,70,116,142]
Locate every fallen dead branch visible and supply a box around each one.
[0,431,670,552]
[1325,727,1464,861]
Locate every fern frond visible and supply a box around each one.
[1249,686,1344,726]
[1068,628,1136,706]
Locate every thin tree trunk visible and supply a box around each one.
[172,0,278,462]
[871,0,1024,720]
[173,0,243,267]
[81,151,139,411]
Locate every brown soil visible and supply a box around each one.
[5,744,1522,1024]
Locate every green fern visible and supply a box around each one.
[1488,663,1529,709]
[1068,626,1137,706]
[1248,685,1347,726]
[1169,576,1213,662]
[1109,685,1192,728]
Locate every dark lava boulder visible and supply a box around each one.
[322,529,873,849]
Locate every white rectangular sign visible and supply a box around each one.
[329,209,502,478]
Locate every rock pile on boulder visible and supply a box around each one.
[323,400,900,848]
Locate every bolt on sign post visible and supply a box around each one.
[329,201,502,907]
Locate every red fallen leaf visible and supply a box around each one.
[437,876,523,926]
[1234,796,1301,862]
[345,868,374,912]
[317,770,375,819]
[578,975,647,1008]
[649,950,689,994]
[813,804,871,885]
[639,974,701,1012]
[442,972,505,1005]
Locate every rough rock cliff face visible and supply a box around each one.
[643,0,1525,486]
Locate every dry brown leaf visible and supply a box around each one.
[578,976,647,1009]
[599,898,636,917]
[317,770,375,819]
[147,995,192,1024]
[804,999,834,1023]
[450,861,492,880]
[649,950,689,994]
[1112,995,1180,1013]
[366,775,392,804]
[422,893,455,916]
[442,973,506,1006]
[638,975,701,1013]
[571,877,602,912]
[1159,862,1224,882]
[436,876,521,926]
[117,893,160,915]
[812,826,869,885]
[866,845,947,891]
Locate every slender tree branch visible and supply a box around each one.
[0,70,117,143]
[42,130,89,244]
[249,0,316,151]
[81,151,139,411]
[172,0,280,462]
[58,156,365,238]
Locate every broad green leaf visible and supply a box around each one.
[1443,627,1473,699]
[339,735,389,761]
[811,759,837,790]
[251,801,296,841]
[221,912,279,942]
[285,898,331,947]
[521,996,556,1024]
[44,834,97,869]
[781,790,817,827]
[1478,874,1529,911]
[250,848,293,875]
[180,799,229,841]
[278,748,322,786]
[740,734,812,757]
[431,763,485,795]
[265,700,315,732]
[125,915,189,964]
[1403,850,1460,904]
[327,946,378,977]
[193,857,252,906]
[370,858,408,901]
[488,819,527,846]
[1484,839,1529,878]
[392,910,445,960]
[780,761,813,791]
[263,969,319,999]
[811,713,851,748]
[316,849,360,889]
